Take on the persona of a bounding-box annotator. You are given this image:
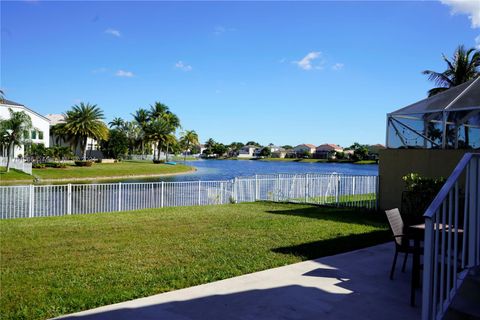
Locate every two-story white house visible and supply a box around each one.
[238,145,259,158]
[0,100,50,158]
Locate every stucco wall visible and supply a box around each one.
[378,149,469,211]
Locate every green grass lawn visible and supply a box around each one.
[0,167,33,182]
[0,202,389,320]
[0,161,194,184]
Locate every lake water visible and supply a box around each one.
[127,159,378,183]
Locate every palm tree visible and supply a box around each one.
[149,102,170,119]
[144,118,172,161]
[204,138,216,156]
[109,117,125,129]
[422,45,479,97]
[0,108,32,172]
[132,108,149,155]
[146,102,181,162]
[422,45,480,146]
[180,130,199,161]
[57,103,109,160]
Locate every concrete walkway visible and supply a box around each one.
[58,243,421,320]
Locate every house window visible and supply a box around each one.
[38,131,44,140]
[31,130,37,139]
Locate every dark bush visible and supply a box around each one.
[33,163,46,169]
[45,162,68,169]
[152,159,165,164]
[75,160,94,167]
[401,173,446,225]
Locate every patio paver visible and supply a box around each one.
[57,243,421,320]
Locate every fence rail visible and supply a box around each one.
[422,153,480,320]
[0,157,32,175]
[0,173,378,219]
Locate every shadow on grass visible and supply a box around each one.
[265,204,387,226]
[272,231,390,260]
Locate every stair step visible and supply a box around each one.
[445,268,480,320]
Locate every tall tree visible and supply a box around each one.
[204,138,216,155]
[108,117,125,129]
[144,118,172,161]
[180,130,199,161]
[422,45,479,97]
[0,108,32,172]
[146,102,180,161]
[56,103,109,160]
[132,108,149,155]
[422,45,480,146]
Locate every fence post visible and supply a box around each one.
[233,178,238,203]
[277,174,281,202]
[118,182,122,211]
[198,181,201,205]
[161,181,164,208]
[375,176,380,210]
[220,182,224,204]
[67,184,72,215]
[335,175,340,206]
[255,174,259,201]
[305,174,308,203]
[352,176,355,197]
[29,185,34,218]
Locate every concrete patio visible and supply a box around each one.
[58,243,421,320]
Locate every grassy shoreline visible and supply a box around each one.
[0,161,195,185]
[0,202,388,320]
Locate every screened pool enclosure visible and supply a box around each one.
[386,77,480,149]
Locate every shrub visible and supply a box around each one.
[75,160,94,167]
[401,173,446,225]
[153,159,165,164]
[45,162,68,169]
[33,163,46,169]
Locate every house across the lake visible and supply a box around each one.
[292,144,316,157]
[238,145,259,158]
[46,113,102,159]
[314,143,343,159]
[0,99,51,158]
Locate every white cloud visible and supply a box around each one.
[294,51,324,70]
[105,28,121,37]
[476,35,480,48]
[175,61,192,72]
[440,0,480,28]
[115,70,134,77]
[332,63,344,71]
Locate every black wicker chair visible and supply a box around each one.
[385,208,418,280]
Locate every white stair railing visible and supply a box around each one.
[422,153,480,320]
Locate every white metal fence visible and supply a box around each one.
[0,173,378,219]
[422,153,480,320]
[0,157,32,175]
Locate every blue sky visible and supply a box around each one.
[1,1,479,147]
